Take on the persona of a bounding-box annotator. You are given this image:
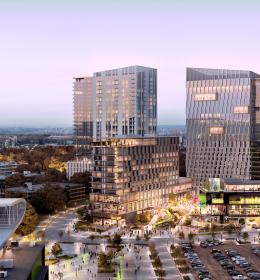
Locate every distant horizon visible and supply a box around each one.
[1,0,260,126]
[0,123,186,129]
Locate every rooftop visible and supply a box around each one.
[223,179,260,185]
[0,244,45,280]
[0,162,17,168]
[0,198,25,207]
[186,67,260,81]
[7,182,84,194]
[0,198,26,249]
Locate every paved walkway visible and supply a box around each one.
[123,245,157,280]
[155,243,182,280]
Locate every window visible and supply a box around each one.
[74,91,82,95]
[234,106,248,114]
[193,93,217,101]
[256,111,260,124]
[209,126,224,135]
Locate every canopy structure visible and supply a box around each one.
[0,198,26,249]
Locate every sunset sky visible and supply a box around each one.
[1,0,260,127]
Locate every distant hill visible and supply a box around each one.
[157,124,186,136]
[0,127,73,135]
[0,125,186,136]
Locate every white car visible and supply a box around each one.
[232,276,247,280]
[0,271,7,278]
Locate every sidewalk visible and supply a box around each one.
[155,243,182,280]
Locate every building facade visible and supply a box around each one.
[73,66,157,154]
[89,137,192,226]
[93,66,157,140]
[206,179,260,221]
[66,158,92,180]
[186,67,260,190]
[73,76,93,157]
[0,161,17,176]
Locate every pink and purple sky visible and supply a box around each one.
[1,0,260,127]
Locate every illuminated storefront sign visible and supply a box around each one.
[212,198,224,204]
[229,196,260,205]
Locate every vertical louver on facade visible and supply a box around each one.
[186,67,260,191]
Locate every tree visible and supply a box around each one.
[58,230,64,241]
[204,224,210,232]
[242,231,249,242]
[16,164,32,173]
[36,230,45,241]
[77,207,93,223]
[135,212,151,225]
[179,231,185,240]
[171,247,182,258]
[188,232,195,243]
[46,168,67,182]
[70,172,91,194]
[153,256,162,268]
[5,173,26,186]
[184,217,192,226]
[111,233,122,246]
[226,224,235,237]
[31,184,67,214]
[185,193,192,201]
[97,251,114,271]
[67,229,71,241]
[211,223,217,239]
[16,203,39,236]
[202,180,211,191]
[51,242,62,258]
[169,194,177,205]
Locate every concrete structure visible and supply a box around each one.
[186,67,260,191]
[73,66,157,156]
[66,158,92,180]
[89,137,192,226]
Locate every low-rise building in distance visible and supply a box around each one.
[0,161,17,176]
[66,158,92,180]
[4,182,86,206]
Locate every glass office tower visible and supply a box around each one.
[73,77,93,157]
[186,68,260,191]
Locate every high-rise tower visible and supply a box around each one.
[93,65,157,140]
[186,67,260,191]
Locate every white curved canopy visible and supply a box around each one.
[0,198,26,249]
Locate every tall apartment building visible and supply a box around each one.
[89,137,192,226]
[73,66,157,155]
[186,67,260,190]
[93,66,157,140]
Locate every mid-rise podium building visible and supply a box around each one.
[89,137,192,226]
[186,67,260,191]
[73,66,193,226]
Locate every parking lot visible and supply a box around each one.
[193,242,260,280]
